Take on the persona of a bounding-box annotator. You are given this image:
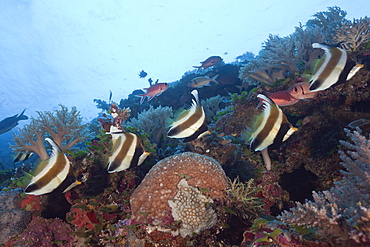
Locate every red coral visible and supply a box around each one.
[102,212,117,221]
[20,195,41,212]
[70,207,96,230]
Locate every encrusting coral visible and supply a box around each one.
[129,152,228,237]
[278,128,370,245]
[168,178,217,237]
[11,104,90,160]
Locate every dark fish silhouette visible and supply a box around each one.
[0,109,28,134]
[138,70,148,78]
[193,56,222,72]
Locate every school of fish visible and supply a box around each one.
[18,45,364,195]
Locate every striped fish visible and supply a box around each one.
[309,43,347,92]
[13,151,34,164]
[250,94,297,151]
[107,130,149,173]
[25,138,80,195]
[167,90,210,142]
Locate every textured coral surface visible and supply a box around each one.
[130,152,228,225]
[168,178,217,237]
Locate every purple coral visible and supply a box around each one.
[6,216,74,247]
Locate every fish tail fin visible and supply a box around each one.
[211,74,219,84]
[18,109,28,120]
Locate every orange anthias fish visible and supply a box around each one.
[136,83,169,104]
[265,82,320,106]
[193,56,222,72]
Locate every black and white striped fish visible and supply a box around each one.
[309,43,348,92]
[13,151,34,164]
[24,138,80,195]
[167,90,210,142]
[250,94,297,151]
[107,129,149,173]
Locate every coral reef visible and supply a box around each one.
[130,152,228,236]
[201,95,227,122]
[168,178,217,237]
[238,7,347,86]
[278,128,370,245]
[6,216,75,247]
[124,105,173,145]
[109,103,131,130]
[11,104,90,160]
[0,188,32,245]
[2,6,369,247]
[334,16,370,52]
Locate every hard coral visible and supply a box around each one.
[130,152,228,236]
[11,104,90,160]
[124,105,173,145]
[168,178,217,237]
[278,128,370,245]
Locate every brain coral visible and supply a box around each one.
[130,152,228,235]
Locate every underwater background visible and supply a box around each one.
[1,1,370,246]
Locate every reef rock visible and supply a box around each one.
[0,188,31,244]
[130,152,227,236]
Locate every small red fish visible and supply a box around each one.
[193,56,222,72]
[265,82,320,106]
[136,83,169,104]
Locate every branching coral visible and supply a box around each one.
[278,128,370,245]
[334,16,370,51]
[11,104,90,160]
[238,6,347,86]
[124,105,173,144]
[306,6,347,37]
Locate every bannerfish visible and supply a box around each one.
[0,109,28,134]
[13,151,34,164]
[24,138,81,195]
[309,43,347,92]
[167,90,210,142]
[193,56,222,72]
[188,74,219,88]
[250,94,297,152]
[107,128,150,173]
[266,82,320,106]
[135,82,169,104]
